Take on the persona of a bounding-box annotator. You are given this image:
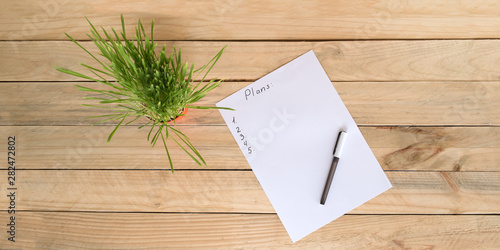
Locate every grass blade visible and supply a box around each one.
[107,112,129,142]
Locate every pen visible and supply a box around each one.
[320,131,347,205]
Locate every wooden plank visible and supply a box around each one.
[1,81,499,126]
[368,126,500,172]
[3,40,500,82]
[3,0,500,40]
[0,170,498,214]
[1,212,498,248]
[1,126,499,171]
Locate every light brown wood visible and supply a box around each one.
[0,170,498,214]
[3,0,500,40]
[2,1,499,248]
[3,40,500,82]
[1,81,499,126]
[1,125,499,171]
[2,212,498,249]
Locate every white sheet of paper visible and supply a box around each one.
[216,50,392,243]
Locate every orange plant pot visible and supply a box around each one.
[168,107,188,123]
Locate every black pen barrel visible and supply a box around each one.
[320,157,339,205]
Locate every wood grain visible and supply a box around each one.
[3,40,500,82]
[1,212,498,249]
[0,170,498,214]
[3,1,500,247]
[1,81,499,126]
[3,0,500,40]
[1,125,499,171]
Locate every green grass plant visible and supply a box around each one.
[56,15,231,171]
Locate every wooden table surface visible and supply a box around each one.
[1,0,500,248]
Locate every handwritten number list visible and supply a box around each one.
[232,117,252,155]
